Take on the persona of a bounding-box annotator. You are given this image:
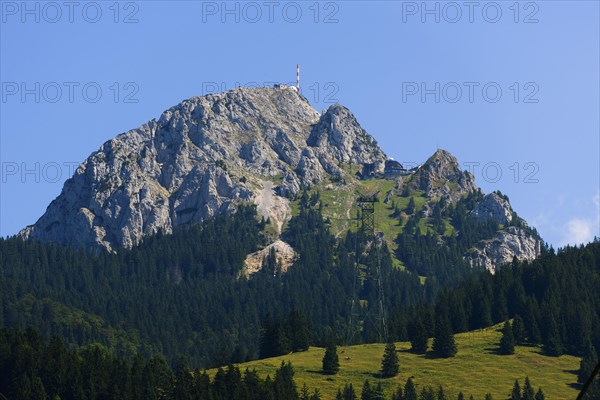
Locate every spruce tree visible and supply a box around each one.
[273,362,298,400]
[437,385,447,400]
[406,197,416,215]
[534,388,545,400]
[310,388,322,400]
[260,313,276,358]
[301,384,311,400]
[411,317,428,353]
[421,386,436,400]
[499,320,515,355]
[484,394,493,400]
[578,346,598,383]
[342,383,358,400]
[432,317,457,358]
[361,380,373,400]
[381,342,400,377]
[404,377,417,400]
[512,315,526,345]
[322,343,340,375]
[524,304,541,344]
[29,377,46,400]
[457,392,465,400]
[391,385,403,400]
[510,379,521,400]
[522,377,535,400]
[543,315,563,356]
[288,309,311,352]
[372,382,385,400]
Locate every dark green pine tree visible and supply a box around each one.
[437,385,447,400]
[301,383,311,400]
[420,386,436,400]
[274,322,292,356]
[361,380,373,400]
[404,377,418,400]
[512,315,526,345]
[457,392,465,400]
[406,197,416,215]
[510,379,521,400]
[534,388,545,400]
[322,343,340,375]
[337,389,344,400]
[14,374,32,400]
[372,382,385,400]
[543,315,563,356]
[522,376,535,400]
[578,346,598,383]
[273,362,298,400]
[288,309,311,352]
[411,317,428,353]
[499,320,515,355]
[342,383,358,400]
[30,376,47,400]
[432,317,457,358]
[310,388,322,400]
[381,342,400,377]
[260,313,277,358]
[173,357,194,400]
[484,394,493,400]
[391,385,403,400]
[523,304,541,343]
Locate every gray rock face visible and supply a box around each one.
[411,149,476,201]
[465,227,541,273]
[19,87,387,251]
[470,192,513,225]
[307,104,386,168]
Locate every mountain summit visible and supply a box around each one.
[19,87,386,251]
[19,87,540,271]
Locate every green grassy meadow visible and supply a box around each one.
[208,324,581,399]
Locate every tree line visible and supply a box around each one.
[1,325,547,400]
[1,191,598,381]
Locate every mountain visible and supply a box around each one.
[19,86,540,272]
[19,88,384,251]
[406,148,476,201]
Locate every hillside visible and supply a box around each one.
[211,323,581,399]
[17,87,540,276]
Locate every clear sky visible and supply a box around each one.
[1,0,598,247]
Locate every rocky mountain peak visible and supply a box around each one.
[410,148,476,200]
[307,104,386,165]
[19,87,387,251]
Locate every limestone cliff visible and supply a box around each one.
[19,87,386,251]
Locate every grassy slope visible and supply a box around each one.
[209,323,581,400]
[288,172,433,274]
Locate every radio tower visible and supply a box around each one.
[296,64,300,92]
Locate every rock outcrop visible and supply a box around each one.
[19,87,387,251]
[470,192,513,225]
[465,227,541,273]
[410,149,476,201]
[243,240,297,276]
[307,104,386,171]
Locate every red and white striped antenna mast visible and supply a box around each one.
[296,64,300,92]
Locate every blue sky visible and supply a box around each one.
[1,0,599,247]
